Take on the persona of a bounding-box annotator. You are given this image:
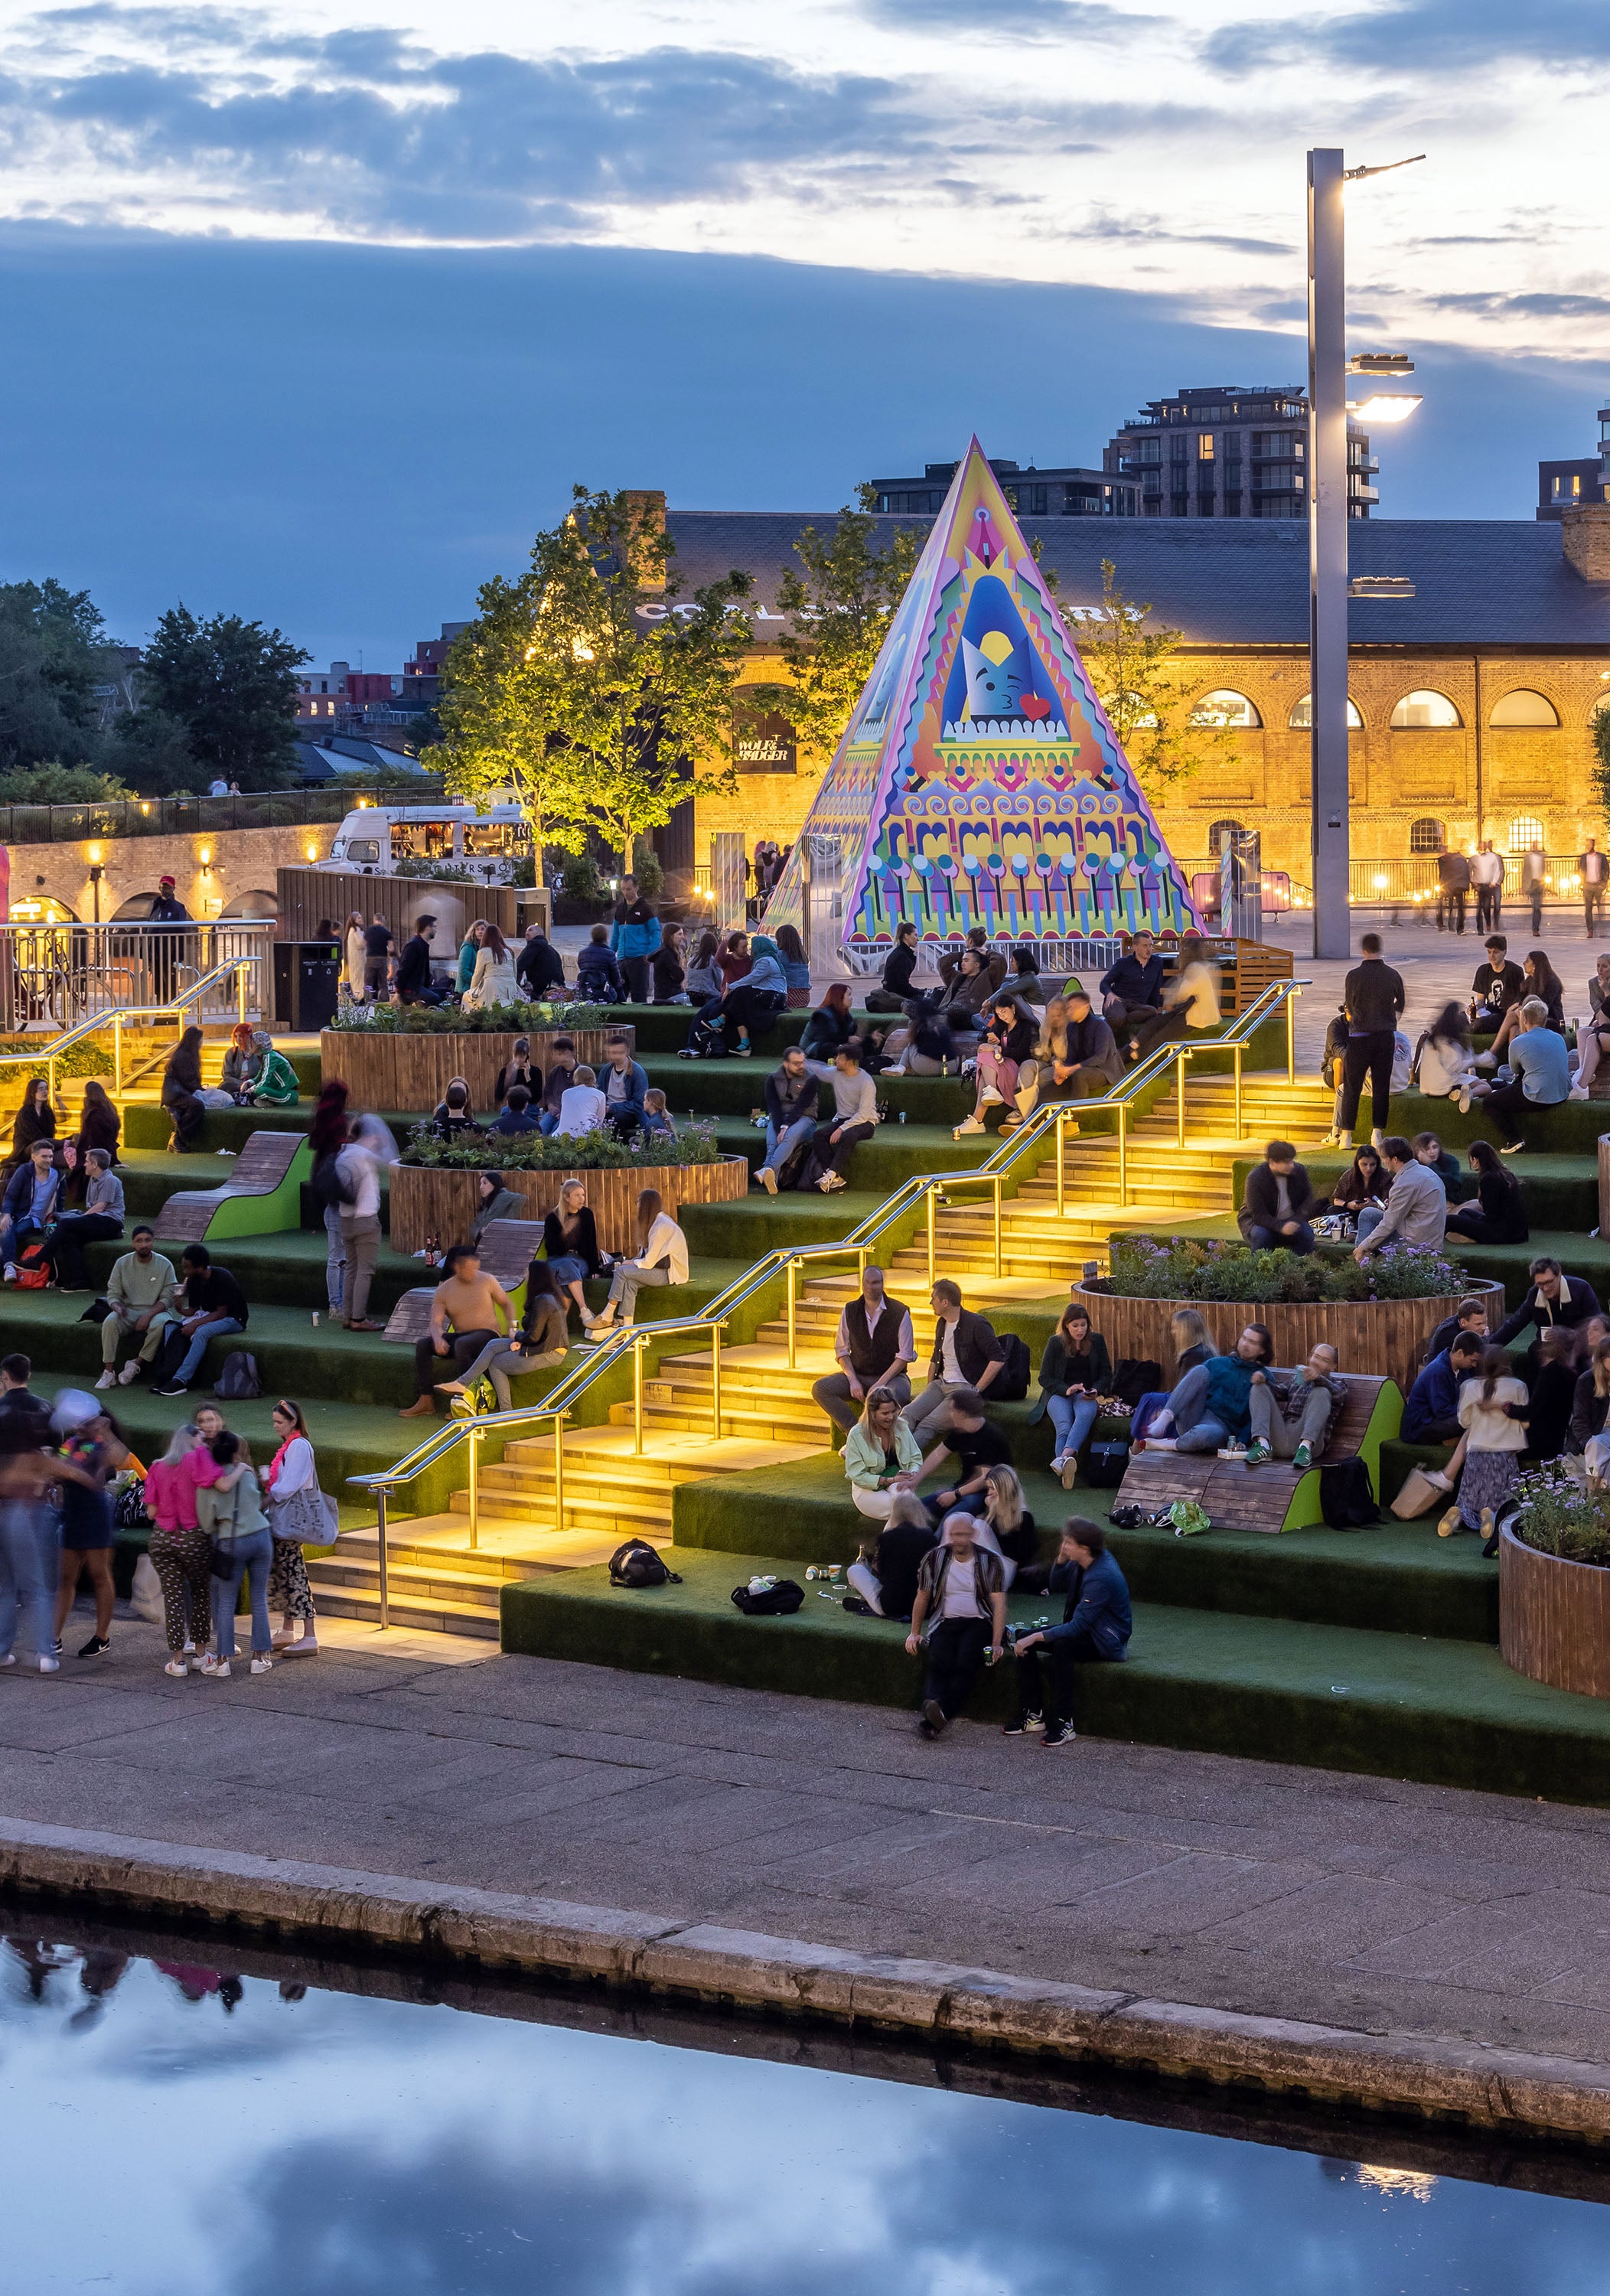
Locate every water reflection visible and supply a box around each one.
[1,1936,1606,2295]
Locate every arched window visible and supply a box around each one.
[1194,688,1262,729]
[1208,818,1247,848]
[219,889,279,920]
[1507,817,1545,853]
[1409,818,1445,854]
[5,894,77,925]
[1390,690,1462,729]
[1289,693,1363,729]
[112,893,164,921]
[1490,689,1559,727]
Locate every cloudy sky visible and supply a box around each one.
[1,0,1605,661]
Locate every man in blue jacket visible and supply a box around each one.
[1402,1329,1485,1443]
[1006,1518,1131,1746]
[1099,930,1165,1033]
[1138,1323,1273,1455]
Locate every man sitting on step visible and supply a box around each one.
[811,1262,916,1433]
[401,1244,516,1416]
[1245,1342,1344,1469]
[1136,1322,1273,1454]
[903,1280,1005,1447]
[754,1044,818,1195]
[1237,1141,1322,1257]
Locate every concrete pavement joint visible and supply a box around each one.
[0,1815,1607,2142]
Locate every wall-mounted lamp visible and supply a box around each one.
[198,846,213,873]
[88,861,104,925]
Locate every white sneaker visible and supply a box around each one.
[1370,1129,1384,1150]
[756,1166,777,1194]
[278,1635,318,1658]
[164,1658,188,1678]
[1475,1051,1498,1071]
[0,1652,15,1669]
[2,1264,15,1283]
[249,1655,273,1675]
[95,1370,116,1391]
[1458,1087,1472,1113]
[978,1087,1003,1107]
[953,1115,985,1137]
[198,1655,230,1678]
[37,1655,59,1673]
[182,1639,196,1655]
[118,1361,141,1384]
[1570,1085,1590,1101]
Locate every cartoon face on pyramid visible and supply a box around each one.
[761,438,1198,957]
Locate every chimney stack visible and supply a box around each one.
[621,489,667,592]
[1561,502,1610,582]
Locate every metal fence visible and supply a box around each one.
[0,787,438,847]
[0,922,273,1033]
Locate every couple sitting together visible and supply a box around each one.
[1135,1322,1344,1469]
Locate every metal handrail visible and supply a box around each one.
[347,973,1310,1613]
[0,955,256,1098]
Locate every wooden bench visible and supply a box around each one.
[1114,1370,1401,1534]
[381,1217,543,1343]
[156,1130,312,1244]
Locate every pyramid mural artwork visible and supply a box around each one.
[763,440,1199,956]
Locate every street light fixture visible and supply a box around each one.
[1307,148,1426,960]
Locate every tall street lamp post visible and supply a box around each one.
[1307,147,1425,960]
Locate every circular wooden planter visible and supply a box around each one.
[1500,1524,1610,1700]
[320,1026,634,1117]
[389,1153,748,1256]
[1072,1278,1505,1393]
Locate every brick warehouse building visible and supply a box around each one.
[657,501,1610,898]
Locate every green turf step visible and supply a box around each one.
[500,1544,1610,1805]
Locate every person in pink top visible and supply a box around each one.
[142,1407,227,1677]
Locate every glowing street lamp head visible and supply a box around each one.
[1347,393,1423,423]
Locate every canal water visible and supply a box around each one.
[2,1931,1606,2293]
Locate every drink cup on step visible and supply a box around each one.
[311,1311,320,1327]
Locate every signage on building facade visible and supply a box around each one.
[732,708,797,773]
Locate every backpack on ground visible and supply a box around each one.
[992,1333,1031,1401]
[1111,1358,1163,1407]
[731,1577,804,1616]
[1319,1456,1377,1528]
[213,1351,262,1401]
[311,1150,357,1211]
[1083,1439,1130,1488]
[608,1538,679,1588]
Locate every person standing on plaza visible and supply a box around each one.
[1335,931,1406,1152]
[904,1509,1007,1739]
[1436,840,1471,934]
[342,909,367,1002]
[264,1400,325,1657]
[51,1391,125,1659]
[811,1263,915,1433]
[335,1121,383,1332]
[362,914,394,1002]
[195,1431,274,1678]
[1521,839,1548,935]
[1471,840,1504,934]
[148,874,190,1000]
[0,1355,62,1675]
[143,1421,221,1675]
[1006,1520,1131,1746]
[611,895,662,1004]
[1582,839,1609,938]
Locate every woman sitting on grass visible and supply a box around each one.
[1444,1138,1529,1246]
[843,1386,924,1521]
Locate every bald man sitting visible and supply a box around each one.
[1244,1342,1344,1471]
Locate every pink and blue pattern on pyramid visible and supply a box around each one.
[764,439,1199,954]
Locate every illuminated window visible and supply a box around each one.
[1198,434,1215,461]
[1194,689,1261,729]
[1507,817,1545,853]
[1489,689,1559,727]
[1409,818,1445,854]
[1208,818,1247,846]
[1390,690,1462,729]
[1289,693,1364,729]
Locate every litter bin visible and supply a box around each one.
[273,940,341,1032]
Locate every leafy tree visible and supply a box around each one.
[138,606,309,789]
[441,486,753,877]
[746,484,923,776]
[1593,702,1610,827]
[0,760,133,804]
[99,702,202,796]
[1078,559,1236,798]
[0,579,119,771]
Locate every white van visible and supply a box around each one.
[324,803,532,883]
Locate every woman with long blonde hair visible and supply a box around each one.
[343,908,368,1003]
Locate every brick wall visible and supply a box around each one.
[7,822,338,925]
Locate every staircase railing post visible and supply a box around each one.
[375,1488,390,1631]
[1176,1049,1187,1149]
[467,1427,480,1550]
[112,1013,123,1097]
[553,1411,565,1529]
[236,958,247,1028]
[633,1334,644,1455]
[1286,983,1297,1085]
[1055,1107,1066,1219]
[1118,1104,1129,1201]
[786,1258,797,1369]
[992,1176,1002,1280]
[1234,1042,1243,1143]
[925,1189,936,1287]
[710,1322,722,1441]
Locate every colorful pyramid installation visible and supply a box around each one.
[763,439,1199,957]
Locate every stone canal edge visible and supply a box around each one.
[2,1815,1605,2143]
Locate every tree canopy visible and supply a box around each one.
[0,579,119,772]
[441,485,753,876]
[136,606,309,790]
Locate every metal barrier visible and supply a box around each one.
[0,954,256,1100]
[347,976,1308,1615]
[0,923,271,1036]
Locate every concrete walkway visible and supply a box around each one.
[8,1614,1610,2080]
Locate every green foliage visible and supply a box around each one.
[139,605,310,791]
[745,484,923,779]
[399,1117,720,1171]
[0,761,133,805]
[328,998,608,1035]
[1514,1463,1610,1567]
[99,703,201,797]
[1107,1234,1462,1305]
[1593,703,1610,832]
[440,486,753,876]
[556,851,608,908]
[0,1035,113,1078]
[0,579,117,772]
[391,856,477,882]
[1079,559,1238,800]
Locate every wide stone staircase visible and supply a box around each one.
[307,1065,1336,1636]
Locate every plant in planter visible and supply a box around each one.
[1106,1234,1465,1306]
[398,1118,719,1172]
[1512,1463,1610,1567]
[328,998,609,1035]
